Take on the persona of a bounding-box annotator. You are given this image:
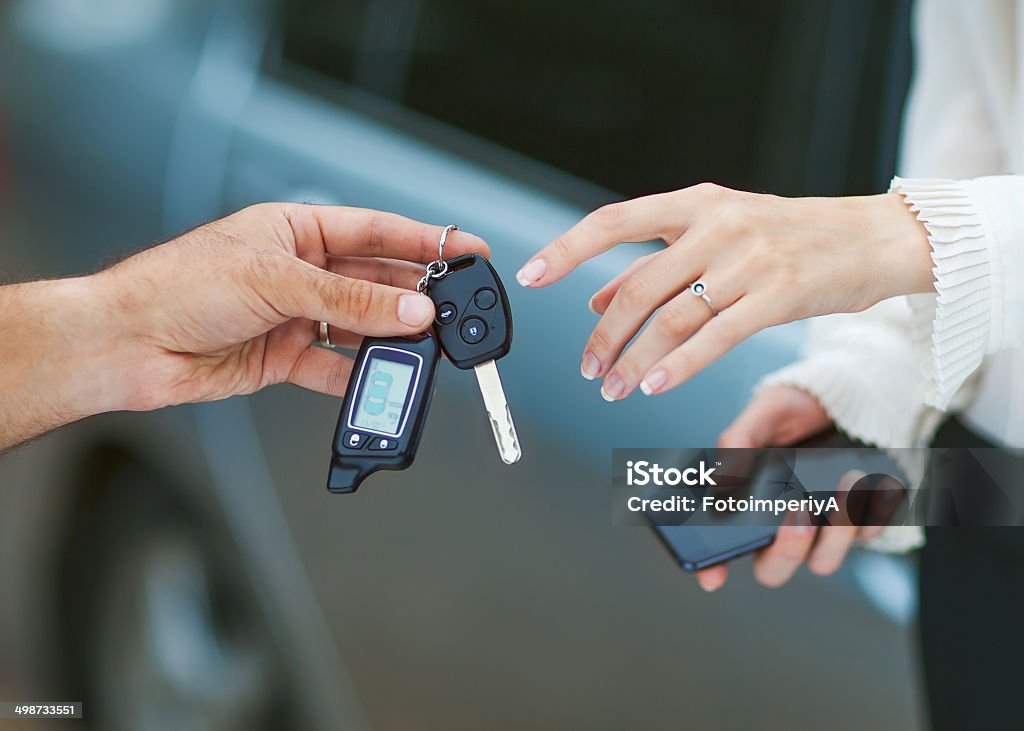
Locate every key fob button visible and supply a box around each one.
[369,436,397,451]
[436,301,458,324]
[343,431,369,450]
[460,317,487,344]
[473,288,497,310]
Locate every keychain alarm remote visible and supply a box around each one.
[326,334,439,493]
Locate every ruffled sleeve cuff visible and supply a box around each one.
[889,177,991,410]
[758,354,902,445]
[757,308,942,450]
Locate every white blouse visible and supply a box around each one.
[758,0,1024,549]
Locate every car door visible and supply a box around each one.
[199,1,920,729]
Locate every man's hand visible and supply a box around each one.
[0,204,488,450]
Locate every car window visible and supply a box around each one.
[278,0,910,203]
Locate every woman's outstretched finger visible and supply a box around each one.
[582,248,707,387]
[640,298,764,396]
[599,269,749,399]
[588,253,659,314]
[516,186,724,288]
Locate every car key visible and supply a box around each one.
[424,250,522,465]
[326,334,440,493]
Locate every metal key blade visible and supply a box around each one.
[473,359,521,464]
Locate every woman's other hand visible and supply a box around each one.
[697,385,884,592]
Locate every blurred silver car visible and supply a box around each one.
[0,1,920,729]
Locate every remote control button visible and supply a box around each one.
[473,288,497,310]
[436,301,458,325]
[343,431,368,450]
[369,436,398,451]
[460,317,487,344]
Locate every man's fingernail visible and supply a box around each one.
[398,293,433,326]
[601,374,624,402]
[581,352,601,380]
[700,581,719,593]
[640,369,668,396]
[516,258,547,286]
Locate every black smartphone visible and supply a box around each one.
[648,431,907,571]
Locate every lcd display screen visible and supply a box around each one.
[352,357,415,436]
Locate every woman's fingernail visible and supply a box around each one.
[640,369,668,396]
[581,352,601,380]
[696,573,720,593]
[516,258,547,286]
[601,374,624,401]
[398,293,433,326]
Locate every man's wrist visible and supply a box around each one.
[0,275,146,449]
[49,274,147,416]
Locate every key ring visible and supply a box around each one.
[417,224,459,293]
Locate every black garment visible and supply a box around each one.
[919,418,1024,731]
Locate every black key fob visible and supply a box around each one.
[326,334,439,494]
[427,253,513,369]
